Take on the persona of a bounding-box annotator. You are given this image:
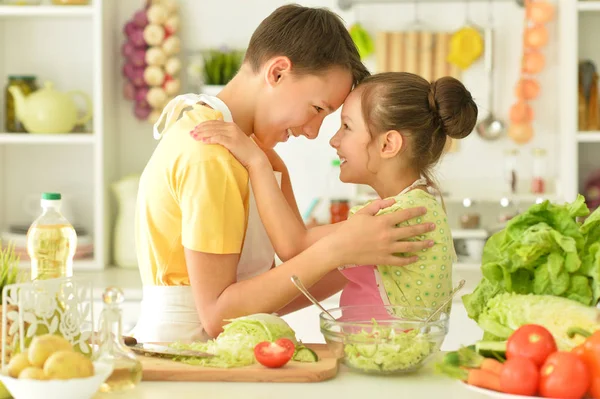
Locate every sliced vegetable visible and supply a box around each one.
[499,356,539,396]
[568,327,600,399]
[343,325,436,373]
[254,338,295,369]
[293,346,318,363]
[540,351,590,399]
[506,324,557,366]
[434,362,501,392]
[442,351,460,366]
[475,340,507,360]
[171,313,298,368]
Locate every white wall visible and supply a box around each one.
[113,0,560,221]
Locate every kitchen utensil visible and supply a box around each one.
[129,343,214,359]
[290,275,335,320]
[319,305,449,375]
[423,279,466,324]
[448,0,484,70]
[137,343,338,382]
[5,75,38,132]
[476,0,506,141]
[8,81,92,134]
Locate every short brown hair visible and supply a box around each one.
[359,72,478,188]
[245,4,370,86]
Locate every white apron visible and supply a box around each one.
[129,94,281,343]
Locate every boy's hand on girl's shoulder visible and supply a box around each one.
[332,202,436,267]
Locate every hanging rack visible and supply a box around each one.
[338,0,524,11]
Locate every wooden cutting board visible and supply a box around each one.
[137,343,339,382]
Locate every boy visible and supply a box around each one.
[132,4,433,342]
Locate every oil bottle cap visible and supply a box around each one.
[41,192,61,200]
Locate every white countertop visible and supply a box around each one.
[93,362,488,399]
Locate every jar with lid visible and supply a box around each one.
[503,149,519,194]
[93,287,142,393]
[5,75,38,132]
[330,200,350,224]
[531,148,547,194]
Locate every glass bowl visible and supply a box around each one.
[319,305,449,375]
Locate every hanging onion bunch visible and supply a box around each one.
[508,0,555,144]
[121,0,182,124]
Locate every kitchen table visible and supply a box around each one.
[93,361,489,399]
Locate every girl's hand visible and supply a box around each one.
[332,200,436,267]
[190,120,268,171]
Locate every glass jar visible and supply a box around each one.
[5,75,38,132]
[93,287,142,393]
[531,148,547,194]
[330,200,350,224]
[504,149,519,194]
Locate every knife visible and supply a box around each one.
[129,342,215,358]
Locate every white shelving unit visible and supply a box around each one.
[577,131,600,143]
[563,1,600,200]
[0,0,118,271]
[0,4,94,16]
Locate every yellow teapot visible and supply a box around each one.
[9,81,92,134]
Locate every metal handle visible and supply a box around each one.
[291,275,335,320]
[484,27,495,113]
[424,279,466,323]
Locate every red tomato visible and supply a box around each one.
[500,356,540,396]
[540,352,590,399]
[254,338,295,368]
[507,324,557,366]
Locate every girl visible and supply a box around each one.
[191,72,477,315]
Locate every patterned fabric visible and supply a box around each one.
[340,188,456,313]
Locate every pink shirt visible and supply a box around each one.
[339,265,391,320]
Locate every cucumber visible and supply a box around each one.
[442,351,460,366]
[475,340,507,361]
[293,346,319,363]
[355,344,377,358]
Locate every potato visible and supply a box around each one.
[43,351,94,380]
[28,334,73,368]
[18,367,46,380]
[7,351,31,378]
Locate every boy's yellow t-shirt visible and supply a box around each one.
[135,104,250,286]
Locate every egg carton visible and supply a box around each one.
[0,276,96,369]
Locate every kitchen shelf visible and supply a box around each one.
[578,1,600,11]
[577,132,600,142]
[0,5,93,17]
[0,133,95,144]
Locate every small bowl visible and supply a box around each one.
[320,305,449,375]
[0,361,113,399]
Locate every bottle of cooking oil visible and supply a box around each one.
[26,192,77,280]
[94,287,142,393]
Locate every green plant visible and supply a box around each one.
[0,240,20,293]
[203,49,244,85]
